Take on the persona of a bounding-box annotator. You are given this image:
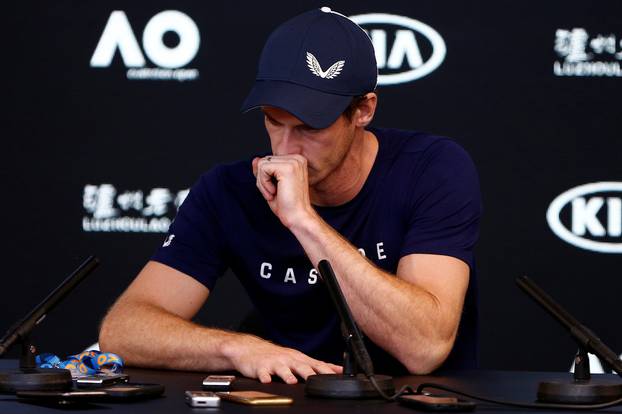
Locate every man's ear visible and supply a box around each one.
[354,93,377,128]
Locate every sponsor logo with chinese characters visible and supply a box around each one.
[554,28,622,77]
[90,10,200,81]
[349,13,446,85]
[546,182,622,253]
[82,184,189,233]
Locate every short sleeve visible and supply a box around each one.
[400,140,482,269]
[151,168,229,290]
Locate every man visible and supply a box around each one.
[99,8,481,383]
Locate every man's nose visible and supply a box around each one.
[275,128,302,155]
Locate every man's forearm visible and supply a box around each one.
[289,213,458,373]
[99,299,243,372]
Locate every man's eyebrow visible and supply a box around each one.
[298,123,318,131]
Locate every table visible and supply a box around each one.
[1,360,621,413]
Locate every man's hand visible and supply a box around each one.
[252,155,316,228]
[224,334,342,384]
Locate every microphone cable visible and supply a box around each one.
[367,375,622,410]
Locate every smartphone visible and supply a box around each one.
[17,389,106,403]
[397,394,476,411]
[17,383,165,403]
[185,391,221,407]
[216,390,293,405]
[75,373,129,387]
[202,374,236,390]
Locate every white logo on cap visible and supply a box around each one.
[306,52,345,79]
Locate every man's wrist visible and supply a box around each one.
[286,208,324,239]
[217,331,249,365]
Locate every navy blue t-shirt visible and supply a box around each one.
[152,127,482,374]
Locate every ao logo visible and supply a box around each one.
[350,13,446,85]
[90,10,200,69]
[547,182,622,253]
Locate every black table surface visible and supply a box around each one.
[1,359,622,413]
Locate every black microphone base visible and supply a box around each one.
[305,373,394,399]
[537,379,622,404]
[0,368,73,394]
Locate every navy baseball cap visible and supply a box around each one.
[241,7,378,129]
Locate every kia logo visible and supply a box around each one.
[350,13,446,85]
[546,182,622,253]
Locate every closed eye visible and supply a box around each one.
[264,114,281,126]
[297,124,319,133]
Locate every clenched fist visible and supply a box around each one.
[252,154,317,229]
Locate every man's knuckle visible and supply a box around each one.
[275,363,292,375]
[301,364,314,373]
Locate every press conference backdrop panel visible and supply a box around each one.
[3,0,621,371]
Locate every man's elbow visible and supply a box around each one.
[98,312,117,353]
[98,305,129,356]
[401,337,454,375]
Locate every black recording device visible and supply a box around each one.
[0,256,99,393]
[305,260,395,399]
[516,275,622,404]
[75,373,129,387]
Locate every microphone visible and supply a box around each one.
[305,260,394,399]
[0,256,100,393]
[517,275,622,404]
[317,260,374,375]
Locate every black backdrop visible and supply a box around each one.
[3,0,622,372]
